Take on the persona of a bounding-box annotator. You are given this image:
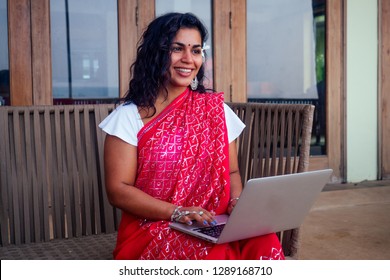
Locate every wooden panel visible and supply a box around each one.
[137,0,155,37]
[12,111,25,243]
[325,0,344,182]
[82,109,95,234]
[8,0,33,105]
[380,0,390,179]
[31,0,52,105]
[51,109,65,238]
[22,111,32,243]
[70,107,83,237]
[308,155,330,171]
[213,0,232,100]
[0,109,10,245]
[118,0,138,98]
[231,0,247,102]
[32,108,50,241]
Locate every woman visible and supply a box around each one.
[99,12,284,260]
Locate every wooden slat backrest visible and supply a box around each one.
[227,102,315,259]
[0,105,115,246]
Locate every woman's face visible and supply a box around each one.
[167,28,203,93]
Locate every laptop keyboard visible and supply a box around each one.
[193,224,225,238]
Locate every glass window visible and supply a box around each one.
[156,0,213,89]
[0,0,9,105]
[247,0,326,155]
[50,0,119,102]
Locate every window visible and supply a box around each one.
[247,0,326,155]
[0,0,9,105]
[156,0,214,89]
[50,0,119,102]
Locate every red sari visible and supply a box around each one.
[113,89,285,260]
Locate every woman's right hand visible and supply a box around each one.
[171,206,217,226]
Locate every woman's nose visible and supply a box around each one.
[181,49,193,62]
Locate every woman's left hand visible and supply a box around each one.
[227,197,239,215]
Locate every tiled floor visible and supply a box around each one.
[298,180,390,260]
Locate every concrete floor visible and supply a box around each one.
[298,180,390,260]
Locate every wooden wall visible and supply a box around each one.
[5,0,389,182]
[380,0,390,179]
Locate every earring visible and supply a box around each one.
[190,76,198,91]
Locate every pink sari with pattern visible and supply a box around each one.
[113,89,284,260]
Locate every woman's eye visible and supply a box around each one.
[192,49,202,55]
[171,46,182,52]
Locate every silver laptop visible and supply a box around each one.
[169,169,333,244]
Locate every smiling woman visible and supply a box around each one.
[156,0,214,89]
[167,28,203,96]
[122,12,210,118]
[98,12,285,260]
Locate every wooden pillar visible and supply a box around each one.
[137,0,155,37]
[326,0,345,181]
[31,0,52,105]
[213,0,232,100]
[118,0,138,98]
[8,0,33,105]
[213,0,246,102]
[8,0,52,105]
[231,0,247,102]
[118,0,154,98]
[380,0,390,179]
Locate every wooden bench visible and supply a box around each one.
[0,102,314,259]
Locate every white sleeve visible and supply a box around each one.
[224,103,246,143]
[98,103,143,146]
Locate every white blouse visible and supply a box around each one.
[99,103,245,146]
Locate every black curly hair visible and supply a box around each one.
[123,12,210,113]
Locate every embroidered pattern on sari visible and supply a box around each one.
[134,89,230,259]
[260,247,285,260]
[112,89,285,260]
